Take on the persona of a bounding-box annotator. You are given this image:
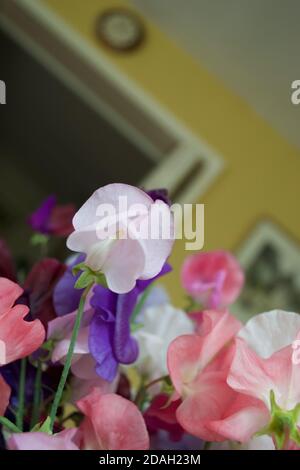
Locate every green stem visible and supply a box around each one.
[49,284,92,431]
[144,375,169,390]
[0,416,21,434]
[16,358,27,430]
[30,361,42,429]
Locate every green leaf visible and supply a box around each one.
[74,271,94,289]
[94,272,108,288]
[72,262,86,276]
[31,416,52,434]
[257,390,300,449]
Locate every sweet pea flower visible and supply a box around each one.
[0,278,45,416]
[167,309,242,441]
[0,277,45,365]
[66,184,174,294]
[144,393,184,442]
[132,303,194,381]
[210,310,300,448]
[28,195,75,237]
[51,257,171,382]
[20,258,66,328]
[77,389,150,450]
[8,428,80,450]
[181,251,244,309]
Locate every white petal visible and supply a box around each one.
[238,310,300,358]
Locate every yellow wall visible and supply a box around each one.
[44,0,300,306]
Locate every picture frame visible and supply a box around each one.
[232,219,300,322]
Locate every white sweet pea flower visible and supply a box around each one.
[133,303,194,380]
[67,184,174,294]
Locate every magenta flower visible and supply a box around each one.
[28,195,75,237]
[181,250,244,309]
[66,184,174,294]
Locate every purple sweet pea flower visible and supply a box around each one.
[89,263,171,382]
[28,195,56,234]
[53,257,171,382]
[28,195,75,236]
[53,254,85,316]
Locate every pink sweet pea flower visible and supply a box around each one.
[210,310,300,448]
[0,277,45,416]
[167,309,242,441]
[8,428,80,450]
[181,251,244,309]
[48,307,94,376]
[0,277,45,365]
[77,389,150,450]
[67,184,174,294]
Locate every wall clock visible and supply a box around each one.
[95,8,145,52]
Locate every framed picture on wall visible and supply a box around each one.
[231,219,300,322]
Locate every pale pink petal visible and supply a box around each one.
[71,354,97,380]
[102,238,146,293]
[77,390,149,450]
[138,200,174,279]
[8,428,80,450]
[47,308,93,340]
[176,370,237,441]
[168,334,203,395]
[195,310,241,368]
[51,327,89,365]
[168,311,241,394]
[209,394,269,442]
[72,184,153,231]
[0,374,10,416]
[66,184,173,294]
[71,373,118,403]
[228,338,279,407]
[67,227,99,256]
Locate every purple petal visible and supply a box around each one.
[28,195,56,234]
[146,188,171,206]
[113,291,139,364]
[136,262,172,291]
[89,313,118,382]
[90,285,117,321]
[53,254,85,316]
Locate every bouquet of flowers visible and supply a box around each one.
[0,183,299,451]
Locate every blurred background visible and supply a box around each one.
[1,0,300,316]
